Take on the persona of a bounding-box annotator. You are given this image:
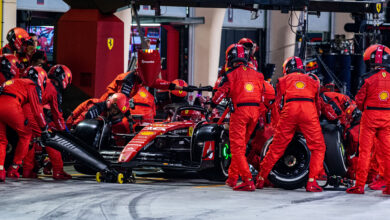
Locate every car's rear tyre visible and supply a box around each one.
[261,134,310,190]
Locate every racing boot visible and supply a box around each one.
[225,177,238,188]
[255,176,265,189]
[6,164,20,179]
[0,169,5,182]
[52,169,72,180]
[233,179,255,191]
[346,185,365,194]
[306,179,323,192]
[369,176,386,190]
[23,169,38,179]
[43,159,52,175]
[382,186,390,195]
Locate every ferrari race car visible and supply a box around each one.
[38,86,231,183]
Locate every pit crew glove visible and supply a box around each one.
[182,85,197,92]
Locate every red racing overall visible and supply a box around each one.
[0,79,46,167]
[353,69,390,189]
[259,72,326,182]
[23,80,67,177]
[212,65,264,183]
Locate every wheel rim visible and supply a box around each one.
[96,172,102,183]
[220,135,231,176]
[117,173,124,184]
[272,137,310,180]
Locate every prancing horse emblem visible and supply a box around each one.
[107,38,114,50]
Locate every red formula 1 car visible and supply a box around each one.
[42,88,231,183]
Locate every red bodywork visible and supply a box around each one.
[118,121,194,163]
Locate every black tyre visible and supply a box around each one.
[74,164,96,175]
[321,120,347,177]
[200,130,231,181]
[261,134,310,190]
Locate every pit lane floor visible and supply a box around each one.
[1,166,390,220]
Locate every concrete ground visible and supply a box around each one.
[1,166,390,220]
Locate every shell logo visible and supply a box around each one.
[140,131,155,136]
[295,81,305,89]
[382,72,387,78]
[245,83,254,92]
[12,60,16,63]
[140,91,147,98]
[379,91,389,101]
[4,80,13,86]
[347,109,351,114]
[18,35,22,39]
[67,73,71,77]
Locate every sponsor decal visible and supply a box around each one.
[382,72,387,78]
[140,131,155,136]
[140,91,147,98]
[379,91,389,101]
[295,81,305,89]
[245,83,254,92]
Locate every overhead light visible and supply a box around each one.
[131,23,161,27]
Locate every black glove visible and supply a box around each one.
[182,85,198,92]
[40,126,51,142]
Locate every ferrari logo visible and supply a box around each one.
[379,91,389,101]
[67,73,71,77]
[107,38,114,50]
[188,127,194,137]
[140,91,147,98]
[122,106,127,112]
[245,83,254,92]
[185,110,189,114]
[295,81,305,89]
[376,3,381,13]
[41,71,45,75]
[18,35,22,39]
[347,109,351,114]
[179,90,183,94]
[382,72,387,78]
[243,67,247,71]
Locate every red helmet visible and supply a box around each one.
[0,54,21,80]
[225,44,249,68]
[24,66,48,93]
[363,44,390,69]
[106,93,129,114]
[6,27,30,51]
[48,64,72,90]
[282,56,304,75]
[238,38,254,49]
[171,79,188,98]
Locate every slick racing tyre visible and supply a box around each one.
[261,134,310,190]
[200,130,231,181]
[321,120,347,177]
